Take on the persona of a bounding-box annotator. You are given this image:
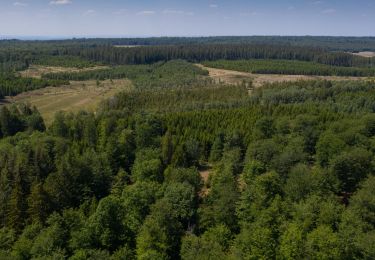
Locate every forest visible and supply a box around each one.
[0,74,68,99]
[64,44,375,67]
[1,38,375,72]
[0,37,374,259]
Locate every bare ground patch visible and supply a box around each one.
[199,165,212,198]
[352,52,375,58]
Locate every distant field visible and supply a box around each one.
[114,45,143,48]
[197,64,371,88]
[5,79,132,124]
[352,52,375,58]
[19,65,109,79]
[202,59,375,77]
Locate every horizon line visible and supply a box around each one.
[2,35,375,41]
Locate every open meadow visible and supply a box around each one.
[197,64,372,87]
[19,65,109,79]
[5,78,132,124]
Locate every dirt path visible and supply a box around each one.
[196,64,370,88]
[199,166,212,197]
[352,52,375,58]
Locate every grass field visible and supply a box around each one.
[352,52,375,58]
[197,64,371,88]
[5,79,132,124]
[19,65,109,79]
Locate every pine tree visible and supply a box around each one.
[50,112,68,137]
[27,181,50,224]
[161,131,174,165]
[7,158,28,231]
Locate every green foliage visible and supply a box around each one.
[284,164,320,201]
[316,132,347,167]
[0,104,45,138]
[43,60,209,89]
[278,222,305,259]
[330,148,373,193]
[164,167,202,192]
[1,53,375,259]
[339,176,375,259]
[131,149,163,183]
[0,227,16,252]
[0,73,68,98]
[71,196,130,252]
[63,42,375,67]
[162,182,196,224]
[122,181,161,235]
[136,200,183,259]
[33,55,97,68]
[199,148,241,232]
[30,210,83,259]
[180,225,232,260]
[306,225,342,259]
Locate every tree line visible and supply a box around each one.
[0,74,68,99]
[1,39,375,76]
[64,44,375,67]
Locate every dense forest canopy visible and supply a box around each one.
[63,44,375,67]
[0,77,375,259]
[1,37,375,75]
[0,74,68,99]
[0,37,374,259]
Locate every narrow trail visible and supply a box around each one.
[199,165,212,198]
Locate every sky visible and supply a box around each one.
[0,0,374,38]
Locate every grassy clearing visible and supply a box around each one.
[202,59,375,77]
[19,65,109,79]
[5,79,132,124]
[352,52,375,58]
[197,64,370,88]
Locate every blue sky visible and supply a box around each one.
[0,0,374,38]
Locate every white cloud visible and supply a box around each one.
[163,9,184,14]
[209,4,218,8]
[13,2,28,7]
[240,11,259,17]
[162,9,194,16]
[137,10,156,15]
[321,8,336,14]
[49,0,72,5]
[113,9,128,15]
[83,9,96,16]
